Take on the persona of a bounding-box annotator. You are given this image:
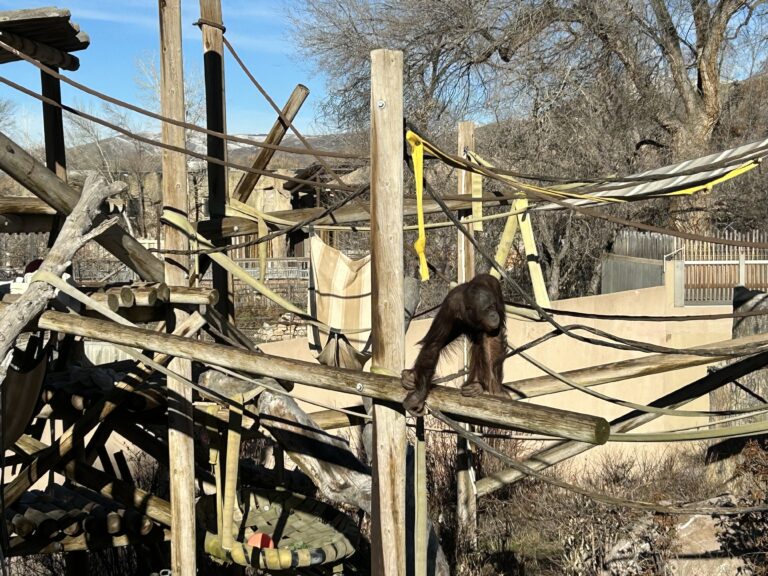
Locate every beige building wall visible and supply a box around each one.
[260,261,735,464]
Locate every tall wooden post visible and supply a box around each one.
[158,2,196,574]
[456,121,477,549]
[199,0,234,321]
[41,69,67,245]
[370,49,406,576]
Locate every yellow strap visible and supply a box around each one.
[406,130,429,281]
[663,160,758,196]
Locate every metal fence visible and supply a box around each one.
[230,258,310,281]
[609,230,768,306]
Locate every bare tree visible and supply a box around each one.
[289,0,768,156]
[0,98,16,131]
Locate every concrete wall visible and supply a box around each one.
[260,261,734,463]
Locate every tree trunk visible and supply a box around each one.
[0,175,125,362]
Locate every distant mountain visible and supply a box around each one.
[68,131,362,173]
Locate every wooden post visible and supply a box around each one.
[233,84,310,203]
[455,121,477,551]
[40,70,67,181]
[199,0,234,322]
[370,49,406,576]
[158,2,196,575]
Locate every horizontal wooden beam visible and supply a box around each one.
[0,30,79,71]
[0,213,55,233]
[197,195,495,239]
[506,330,768,399]
[0,196,57,214]
[35,309,609,444]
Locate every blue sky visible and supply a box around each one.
[0,1,327,142]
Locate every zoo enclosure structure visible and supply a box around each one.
[0,4,610,576]
[3,3,768,576]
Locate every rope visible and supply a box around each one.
[412,128,768,249]
[428,406,768,515]
[222,36,352,190]
[408,158,768,360]
[0,38,365,161]
[514,342,768,418]
[0,75,355,193]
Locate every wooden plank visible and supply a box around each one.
[0,129,164,282]
[370,48,407,576]
[158,1,196,574]
[233,84,310,203]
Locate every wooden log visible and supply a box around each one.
[198,0,234,323]
[505,330,768,399]
[369,48,407,576]
[132,286,158,307]
[7,525,167,556]
[106,286,135,308]
[455,121,476,557]
[59,457,171,528]
[89,292,119,312]
[133,282,170,302]
[22,506,60,538]
[25,501,82,536]
[0,173,124,366]
[309,405,368,429]
[84,305,167,325]
[0,130,164,282]
[34,310,610,443]
[0,196,57,214]
[168,286,218,306]
[159,3,195,572]
[4,313,207,508]
[0,30,80,71]
[233,84,310,203]
[477,351,768,496]
[48,485,109,536]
